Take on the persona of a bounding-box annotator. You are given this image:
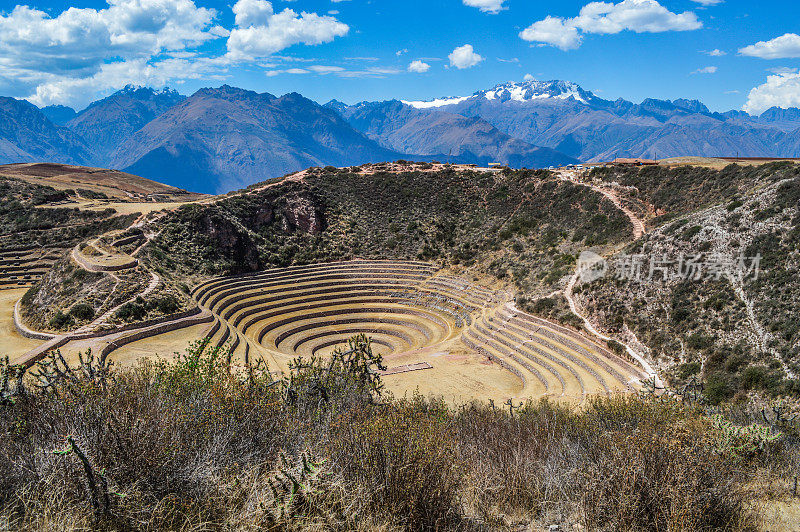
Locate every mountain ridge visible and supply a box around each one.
[0,80,797,192]
[109,86,404,193]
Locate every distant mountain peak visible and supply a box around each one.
[477,79,595,104]
[39,104,77,125]
[401,95,472,109]
[193,85,276,102]
[115,84,181,98]
[672,98,710,114]
[402,79,596,109]
[324,99,349,113]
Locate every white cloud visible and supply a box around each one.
[408,60,430,73]
[768,67,799,75]
[265,67,310,76]
[29,56,227,107]
[691,0,723,5]
[520,0,702,50]
[334,66,401,78]
[739,33,800,59]
[705,48,726,56]
[265,64,400,79]
[520,16,582,50]
[448,44,484,69]
[0,0,350,107]
[463,0,506,15]
[308,65,345,74]
[692,66,717,74]
[226,1,349,60]
[0,1,221,73]
[743,71,800,114]
[524,73,535,81]
[232,0,273,28]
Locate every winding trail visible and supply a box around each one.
[558,170,661,387]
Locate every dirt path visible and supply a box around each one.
[76,271,160,334]
[558,170,661,386]
[65,213,163,335]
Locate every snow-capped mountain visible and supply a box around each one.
[391,79,800,162]
[403,80,597,109]
[328,98,577,168]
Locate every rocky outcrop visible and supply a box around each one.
[283,193,325,235]
[200,211,261,273]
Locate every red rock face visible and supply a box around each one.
[199,211,261,272]
[253,206,274,228]
[284,194,325,235]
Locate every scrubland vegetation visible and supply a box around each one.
[147,167,630,297]
[1,337,797,531]
[0,176,133,249]
[582,163,800,401]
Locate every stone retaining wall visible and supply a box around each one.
[14,299,56,340]
[100,311,214,359]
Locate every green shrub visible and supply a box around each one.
[69,303,95,321]
[115,302,147,322]
[677,361,701,380]
[48,310,74,330]
[704,372,736,405]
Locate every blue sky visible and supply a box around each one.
[0,0,798,113]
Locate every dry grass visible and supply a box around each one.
[0,339,793,531]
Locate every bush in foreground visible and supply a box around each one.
[0,338,791,530]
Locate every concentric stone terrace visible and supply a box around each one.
[192,260,646,400]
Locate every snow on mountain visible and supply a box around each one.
[401,96,471,109]
[402,80,595,109]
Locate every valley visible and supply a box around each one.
[8,156,799,407]
[4,161,647,404]
[4,0,800,527]
[3,157,800,531]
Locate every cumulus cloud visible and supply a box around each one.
[739,33,800,59]
[691,0,723,5]
[226,1,349,60]
[29,56,228,107]
[705,48,726,56]
[0,1,221,73]
[524,73,535,81]
[692,66,717,74]
[520,0,702,50]
[0,0,350,107]
[408,60,430,73]
[463,0,506,15]
[232,0,274,28]
[448,44,484,69]
[743,71,800,114]
[520,16,583,50]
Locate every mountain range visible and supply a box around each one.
[0,80,798,193]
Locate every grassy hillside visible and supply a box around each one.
[0,175,132,249]
[579,163,800,401]
[146,166,631,300]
